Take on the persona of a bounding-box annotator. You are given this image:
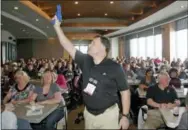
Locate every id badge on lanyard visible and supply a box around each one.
[83,83,96,96]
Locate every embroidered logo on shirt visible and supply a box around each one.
[93,80,98,84]
[103,73,106,76]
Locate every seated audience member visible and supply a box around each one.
[55,61,64,74]
[178,92,188,129]
[163,61,170,71]
[176,58,182,67]
[30,69,64,130]
[154,57,161,67]
[56,74,68,91]
[123,63,135,79]
[136,62,147,80]
[143,72,180,129]
[65,63,74,82]
[73,62,81,76]
[8,63,19,85]
[139,69,156,91]
[24,64,37,79]
[38,63,48,77]
[2,64,9,76]
[159,65,168,73]
[131,61,140,73]
[184,58,188,70]
[178,66,188,79]
[169,68,181,89]
[148,59,156,71]
[48,62,55,71]
[171,59,177,68]
[3,70,35,104]
[1,103,32,129]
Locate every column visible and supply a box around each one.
[162,22,175,62]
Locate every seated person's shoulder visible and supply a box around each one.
[140,77,146,84]
[168,86,177,92]
[51,83,61,92]
[147,84,157,92]
[27,83,35,90]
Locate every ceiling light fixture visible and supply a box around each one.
[77,13,81,16]
[75,1,79,4]
[110,1,114,4]
[36,19,39,22]
[14,6,19,10]
[105,13,108,16]
[181,5,184,8]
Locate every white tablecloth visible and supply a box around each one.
[160,107,186,128]
[175,88,188,98]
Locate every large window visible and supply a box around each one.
[171,17,188,61]
[146,36,154,58]
[154,34,162,59]
[170,29,188,61]
[130,39,138,57]
[176,29,188,61]
[138,37,146,59]
[1,42,17,64]
[74,45,88,54]
[129,33,162,59]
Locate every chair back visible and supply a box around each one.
[56,74,68,89]
[138,105,148,129]
[74,76,80,88]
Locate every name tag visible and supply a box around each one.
[83,83,96,96]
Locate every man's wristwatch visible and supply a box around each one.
[122,113,130,119]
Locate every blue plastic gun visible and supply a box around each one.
[51,4,62,25]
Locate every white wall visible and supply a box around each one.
[1,30,16,44]
[109,37,119,59]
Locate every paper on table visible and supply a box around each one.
[25,104,44,110]
[26,109,43,116]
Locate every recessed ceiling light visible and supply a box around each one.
[36,19,39,22]
[181,5,184,8]
[14,6,19,10]
[105,13,108,16]
[110,1,114,4]
[75,1,79,4]
[77,13,81,16]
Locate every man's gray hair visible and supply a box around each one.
[158,71,170,80]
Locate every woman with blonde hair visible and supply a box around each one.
[30,69,64,130]
[3,70,35,104]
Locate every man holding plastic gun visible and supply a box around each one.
[52,5,130,129]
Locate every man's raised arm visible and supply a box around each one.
[52,5,76,59]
